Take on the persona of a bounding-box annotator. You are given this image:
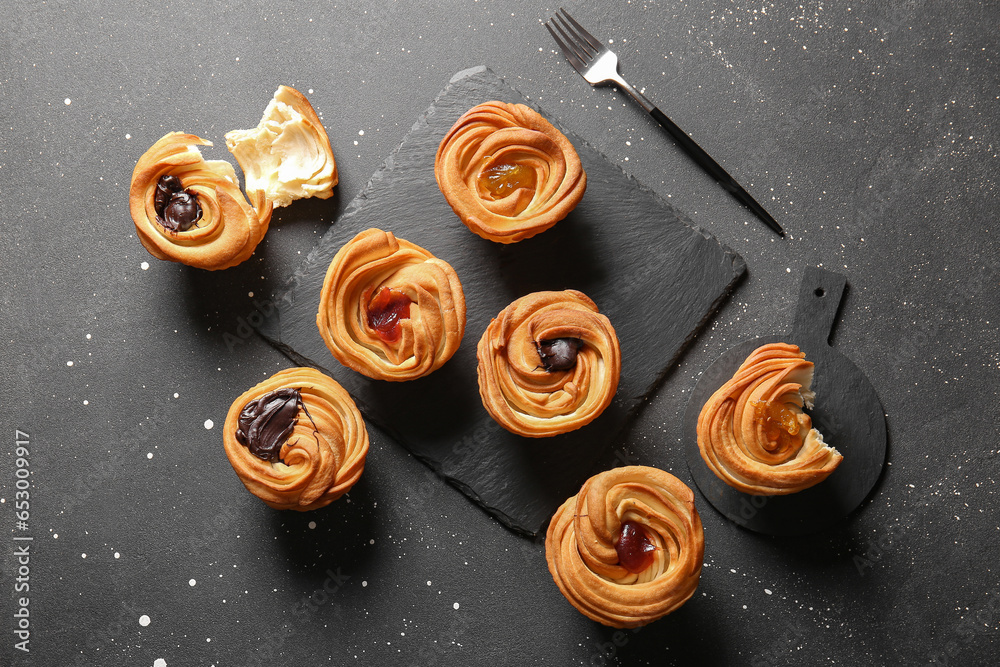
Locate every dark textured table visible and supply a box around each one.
[2,1,997,665]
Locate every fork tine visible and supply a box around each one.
[557,9,604,54]
[545,21,588,74]
[549,16,595,64]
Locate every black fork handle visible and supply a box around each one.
[647,106,784,236]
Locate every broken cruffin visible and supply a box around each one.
[128,86,336,270]
[226,85,338,210]
[129,132,273,271]
[696,342,843,495]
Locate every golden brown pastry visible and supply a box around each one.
[222,367,369,511]
[476,290,620,437]
[317,228,466,381]
[129,132,272,270]
[225,85,338,211]
[434,101,586,243]
[546,466,704,628]
[697,342,843,495]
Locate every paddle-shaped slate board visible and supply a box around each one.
[683,267,888,536]
[259,66,745,536]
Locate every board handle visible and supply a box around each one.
[791,267,847,346]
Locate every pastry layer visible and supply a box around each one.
[226,85,338,210]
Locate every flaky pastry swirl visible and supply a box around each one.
[129,132,272,270]
[697,342,843,495]
[222,367,369,511]
[546,466,704,628]
[435,101,586,243]
[476,290,620,437]
[317,228,466,381]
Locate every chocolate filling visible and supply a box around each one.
[537,337,584,372]
[235,387,317,463]
[154,174,202,232]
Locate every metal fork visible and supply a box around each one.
[545,8,784,237]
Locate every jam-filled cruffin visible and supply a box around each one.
[317,228,466,382]
[435,101,586,243]
[697,342,842,495]
[546,466,704,628]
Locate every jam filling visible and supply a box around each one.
[366,286,412,343]
[751,399,804,451]
[478,161,537,199]
[236,387,316,463]
[615,520,657,574]
[537,337,583,372]
[153,174,202,232]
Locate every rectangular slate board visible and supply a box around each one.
[259,66,745,536]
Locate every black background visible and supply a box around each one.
[1,1,997,665]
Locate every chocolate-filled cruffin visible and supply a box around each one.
[545,466,704,628]
[476,289,620,437]
[223,367,368,510]
[697,342,842,495]
[129,132,272,270]
[317,228,466,381]
[435,101,586,243]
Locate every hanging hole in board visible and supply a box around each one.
[814,287,826,297]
